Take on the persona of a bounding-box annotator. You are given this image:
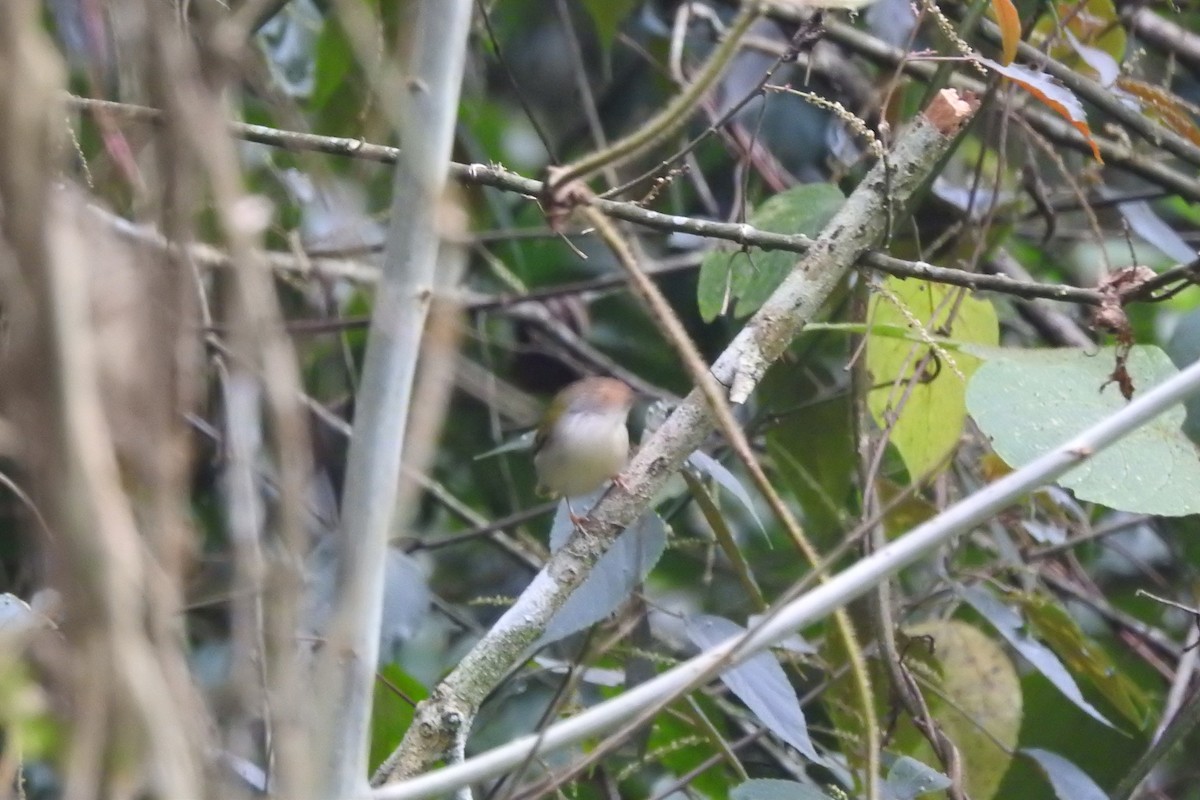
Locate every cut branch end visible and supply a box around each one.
[924,89,979,135]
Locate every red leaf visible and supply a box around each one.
[977,57,1103,162]
[1117,77,1200,148]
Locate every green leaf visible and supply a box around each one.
[648,708,735,798]
[765,390,854,540]
[539,512,667,647]
[867,276,999,481]
[731,778,835,800]
[877,478,938,539]
[1017,593,1152,728]
[965,346,1200,515]
[686,451,766,537]
[899,621,1022,800]
[697,184,844,321]
[962,586,1114,729]
[1166,307,1200,441]
[885,755,953,799]
[0,650,58,761]
[579,0,637,52]
[311,18,352,111]
[369,663,427,772]
[686,615,821,762]
[1021,748,1107,800]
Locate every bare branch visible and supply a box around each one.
[307,1,474,796]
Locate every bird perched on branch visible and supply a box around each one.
[533,376,634,521]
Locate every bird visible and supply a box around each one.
[533,376,635,522]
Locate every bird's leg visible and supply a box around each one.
[566,497,585,527]
[610,473,629,492]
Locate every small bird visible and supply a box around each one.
[533,376,635,520]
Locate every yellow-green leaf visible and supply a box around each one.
[1018,592,1153,728]
[1030,0,1126,69]
[899,621,1022,800]
[867,277,998,482]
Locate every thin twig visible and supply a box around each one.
[69,94,1137,309]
